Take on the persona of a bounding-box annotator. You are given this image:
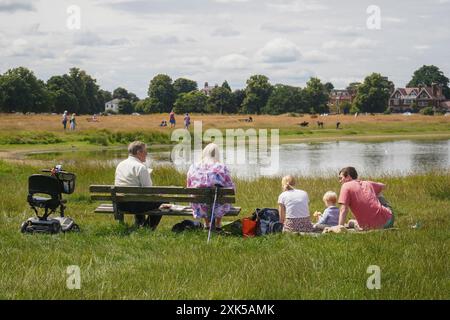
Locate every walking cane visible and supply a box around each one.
[207,184,221,244]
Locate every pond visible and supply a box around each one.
[26,139,450,179]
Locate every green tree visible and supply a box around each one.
[232,89,246,113]
[324,82,334,93]
[207,86,234,114]
[346,82,361,94]
[0,67,51,113]
[99,89,112,104]
[241,75,273,114]
[118,99,134,114]
[407,65,450,98]
[173,91,207,114]
[263,84,304,115]
[148,74,175,113]
[47,75,78,113]
[134,98,152,114]
[221,80,232,92]
[304,77,329,114]
[113,87,129,100]
[113,87,139,102]
[46,68,104,114]
[353,73,393,113]
[173,78,198,96]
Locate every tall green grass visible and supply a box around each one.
[0,160,449,299]
[0,130,171,147]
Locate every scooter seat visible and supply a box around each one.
[28,195,60,209]
[32,196,51,202]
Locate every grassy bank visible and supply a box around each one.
[0,160,448,299]
[0,114,449,149]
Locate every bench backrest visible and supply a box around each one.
[89,185,236,204]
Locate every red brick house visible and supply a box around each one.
[328,89,355,113]
[389,83,448,112]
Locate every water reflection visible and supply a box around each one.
[26,139,450,178]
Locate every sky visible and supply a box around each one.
[0,0,449,98]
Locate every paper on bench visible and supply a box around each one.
[159,204,192,212]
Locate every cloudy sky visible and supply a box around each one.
[1,0,449,98]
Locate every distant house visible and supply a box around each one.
[389,84,448,112]
[105,99,122,113]
[328,89,355,113]
[200,82,218,97]
[440,100,450,112]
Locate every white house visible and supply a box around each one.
[105,99,121,113]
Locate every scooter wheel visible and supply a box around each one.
[71,224,80,232]
[20,221,32,234]
[20,222,28,233]
[52,222,61,234]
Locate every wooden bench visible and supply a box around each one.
[89,185,241,223]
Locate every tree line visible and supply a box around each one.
[0,65,448,115]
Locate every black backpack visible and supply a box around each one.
[171,220,203,233]
[253,208,283,236]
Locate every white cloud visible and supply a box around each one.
[0,0,449,96]
[322,37,378,50]
[260,22,308,33]
[384,16,407,23]
[257,38,301,63]
[73,31,129,47]
[414,45,431,50]
[302,50,338,63]
[0,0,34,12]
[214,54,250,69]
[179,56,211,67]
[211,26,240,37]
[214,0,250,2]
[267,0,328,13]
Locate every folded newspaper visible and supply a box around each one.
[159,204,192,212]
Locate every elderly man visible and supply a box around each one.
[337,167,394,230]
[115,141,162,229]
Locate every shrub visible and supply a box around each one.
[420,106,434,116]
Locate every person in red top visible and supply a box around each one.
[337,167,394,230]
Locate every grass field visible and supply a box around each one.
[0,160,448,299]
[0,113,449,150]
[0,114,449,300]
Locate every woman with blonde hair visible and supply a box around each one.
[187,143,235,230]
[278,175,313,233]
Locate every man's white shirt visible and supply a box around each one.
[115,156,152,187]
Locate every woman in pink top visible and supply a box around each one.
[338,167,394,230]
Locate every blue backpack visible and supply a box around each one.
[253,208,283,236]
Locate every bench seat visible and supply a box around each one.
[90,185,241,222]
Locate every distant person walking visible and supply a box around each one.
[169,110,176,128]
[184,113,191,130]
[62,111,68,130]
[70,113,77,131]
